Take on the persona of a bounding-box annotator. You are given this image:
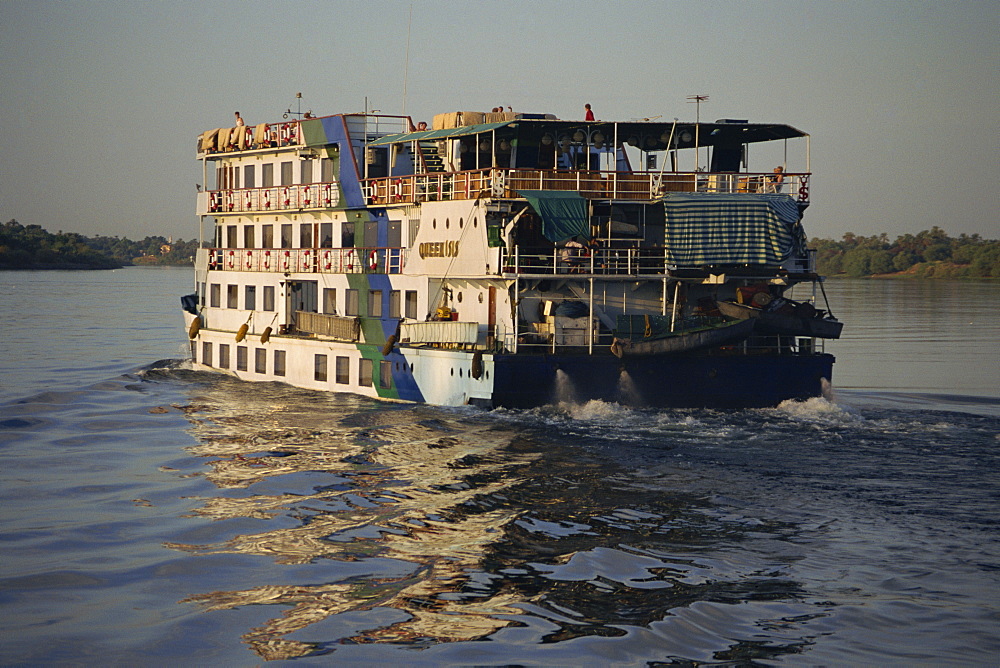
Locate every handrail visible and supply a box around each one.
[207,247,405,274]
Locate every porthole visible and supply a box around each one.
[445,218,450,229]
[478,292,484,303]
[457,292,463,303]
[459,217,464,229]
[432,218,437,229]
[485,370,489,380]
[450,368,454,376]
[459,368,463,377]
[473,217,478,228]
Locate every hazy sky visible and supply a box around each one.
[1,0,997,243]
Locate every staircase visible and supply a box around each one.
[419,142,445,173]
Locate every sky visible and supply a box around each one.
[1,0,997,243]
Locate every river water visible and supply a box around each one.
[1,268,998,665]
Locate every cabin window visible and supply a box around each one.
[244,164,255,189]
[364,222,378,248]
[323,288,337,315]
[332,357,348,384]
[300,223,312,248]
[388,220,402,248]
[274,350,286,376]
[405,290,417,319]
[281,224,292,249]
[345,289,359,316]
[262,163,274,188]
[300,159,313,184]
[368,290,382,317]
[227,226,238,248]
[321,157,335,182]
[244,225,255,249]
[245,285,256,311]
[341,222,355,247]
[314,354,327,382]
[380,360,392,389]
[255,348,267,374]
[262,224,274,248]
[359,358,373,387]
[227,285,238,309]
[210,283,221,308]
[263,285,275,311]
[320,223,333,248]
[236,346,247,371]
[232,165,240,190]
[218,344,230,369]
[201,342,212,367]
[280,161,293,186]
[389,290,401,318]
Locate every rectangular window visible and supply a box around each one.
[244,225,255,249]
[245,285,256,311]
[314,354,328,381]
[335,356,350,384]
[280,161,293,186]
[227,285,238,309]
[244,164,255,189]
[405,290,417,319]
[388,220,402,248]
[210,283,221,308]
[274,350,286,376]
[321,157,335,182]
[218,344,230,369]
[262,224,274,248]
[236,346,248,371]
[255,348,267,374]
[368,290,382,317]
[380,360,392,389]
[345,289,359,316]
[320,222,333,248]
[232,165,240,190]
[359,358,373,387]
[227,225,238,248]
[300,223,312,248]
[323,288,337,315]
[201,341,213,366]
[215,225,222,249]
[281,224,292,249]
[342,221,355,247]
[262,163,274,187]
[263,285,275,311]
[389,290,401,318]
[300,158,313,184]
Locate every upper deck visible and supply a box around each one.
[196,111,811,215]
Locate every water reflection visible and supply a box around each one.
[165,375,814,662]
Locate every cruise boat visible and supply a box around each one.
[183,108,839,408]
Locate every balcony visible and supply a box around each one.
[207,247,405,274]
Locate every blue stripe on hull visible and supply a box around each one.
[490,353,835,409]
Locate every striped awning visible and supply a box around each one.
[661,193,806,266]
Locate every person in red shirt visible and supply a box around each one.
[584,103,595,121]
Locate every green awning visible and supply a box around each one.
[518,190,589,243]
[368,121,516,146]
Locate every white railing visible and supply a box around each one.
[208,247,405,274]
[363,167,810,205]
[201,183,341,215]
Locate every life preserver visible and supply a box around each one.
[302,249,312,271]
[323,250,332,270]
[263,250,271,270]
[323,184,332,206]
[245,250,253,269]
[245,191,252,209]
[209,250,219,270]
[227,250,235,269]
[263,189,271,209]
[391,179,403,202]
[282,187,290,207]
[346,249,356,272]
[368,250,378,272]
[281,250,290,271]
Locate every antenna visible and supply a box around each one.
[402,4,412,118]
[283,93,304,119]
[686,94,709,123]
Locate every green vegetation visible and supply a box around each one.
[811,227,1000,279]
[0,219,199,270]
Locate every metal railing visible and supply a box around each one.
[363,168,810,205]
[207,247,405,274]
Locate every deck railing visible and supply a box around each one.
[207,247,405,274]
[363,167,810,205]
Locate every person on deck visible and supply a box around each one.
[234,111,244,126]
[584,103,595,121]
